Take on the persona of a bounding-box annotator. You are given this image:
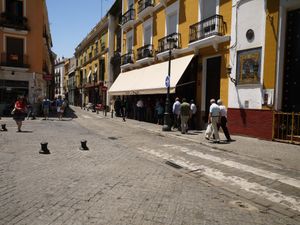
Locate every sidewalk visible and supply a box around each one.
[85,107,300,171]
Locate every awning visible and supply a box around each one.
[108,54,194,95]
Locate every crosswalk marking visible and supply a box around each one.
[82,115,92,119]
[138,146,300,212]
[162,144,300,189]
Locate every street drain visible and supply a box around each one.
[108,137,118,140]
[165,160,183,169]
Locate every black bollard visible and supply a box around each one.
[1,124,7,131]
[79,140,89,150]
[39,142,50,154]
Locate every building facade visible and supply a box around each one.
[74,17,109,109]
[0,0,54,115]
[226,0,300,141]
[54,57,67,98]
[109,0,232,127]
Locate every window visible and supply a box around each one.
[5,0,24,17]
[6,36,24,66]
[200,0,217,20]
[99,59,105,81]
[165,1,179,36]
[167,13,177,35]
[128,0,134,9]
[144,25,152,45]
[126,30,133,53]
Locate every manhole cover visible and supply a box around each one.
[165,160,183,169]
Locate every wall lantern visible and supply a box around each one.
[226,66,237,86]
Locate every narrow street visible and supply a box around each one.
[0,107,299,225]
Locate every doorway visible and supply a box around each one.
[205,56,221,120]
[282,8,300,112]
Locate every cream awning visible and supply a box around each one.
[108,54,194,95]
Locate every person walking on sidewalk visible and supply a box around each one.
[12,96,27,132]
[42,97,51,120]
[207,99,220,143]
[189,99,197,130]
[180,98,190,134]
[56,96,64,121]
[217,99,233,142]
[172,97,181,130]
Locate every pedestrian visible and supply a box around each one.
[206,99,221,143]
[121,98,127,122]
[114,97,121,117]
[12,96,27,132]
[56,95,64,120]
[42,97,51,120]
[155,101,164,125]
[180,98,190,134]
[136,98,144,121]
[172,97,181,130]
[189,99,197,130]
[217,99,233,142]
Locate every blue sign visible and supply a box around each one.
[165,75,170,88]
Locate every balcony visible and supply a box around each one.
[157,33,181,60]
[138,0,155,20]
[120,51,134,71]
[0,52,29,68]
[136,44,155,66]
[189,14,230,51]
[0,13,28,30]
[121,9,135,31]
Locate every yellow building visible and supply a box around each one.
[0,0,54,114]
[74,17,109,108]
[109,0,232,128]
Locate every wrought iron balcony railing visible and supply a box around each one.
[0,52,29,68]
[121,51,134,65]
[121,9,135,25]
[189,14,224,43]
[157,33,181,53]
[138,0,155,14]
[0,13,28,30]
[137,44,154,60]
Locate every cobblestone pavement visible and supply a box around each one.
[0,109,299,225]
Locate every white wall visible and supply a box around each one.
[228,0,266,109]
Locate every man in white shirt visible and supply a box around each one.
[207,99,220,143]
[189,99,197,130]
[136,99,144,121]
[172,97,181,130]
[217,99,233,142]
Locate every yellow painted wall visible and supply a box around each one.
[179,0,198,48]
[263,0,279,89]
[220,0,232,36]
[153,7,165,51]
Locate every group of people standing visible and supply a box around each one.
[172,97,197,134]
[206,98,233,143]
[11,95,67,132]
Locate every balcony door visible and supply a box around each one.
[5,0,24,17]
[6,37,24,67]
[200,0,217,20]
[167,12,177,35]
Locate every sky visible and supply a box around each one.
[46,0,115,59]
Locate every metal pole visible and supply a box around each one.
[162,47,172,131]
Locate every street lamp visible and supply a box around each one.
[226,66,237,86]
[162,36,177,131]
[93,73,97,112]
